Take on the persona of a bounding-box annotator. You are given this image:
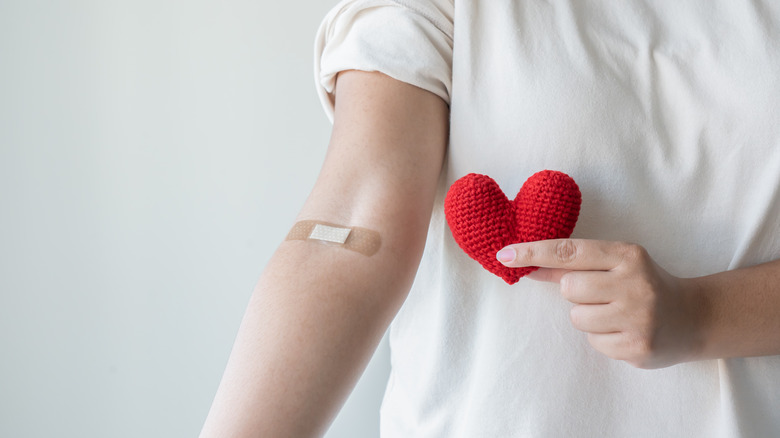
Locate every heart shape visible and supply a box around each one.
[444,170,582,284]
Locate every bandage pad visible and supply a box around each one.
[285,220,381,256]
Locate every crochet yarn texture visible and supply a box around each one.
[444,170,582,284]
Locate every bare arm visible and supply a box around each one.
[691,258,780,360]
[199,70,448,437]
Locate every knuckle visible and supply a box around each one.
[559,273,575,299]
[627,333,655,362]
[555,239,579,264]
[639,282,659,308]
[621,243,648,264]
[516,245,535,265]
[569,306,582,328]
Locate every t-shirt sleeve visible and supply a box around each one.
[314,0,454,122]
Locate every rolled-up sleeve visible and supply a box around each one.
[314,0,454,122]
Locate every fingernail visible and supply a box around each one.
[496,247,516,263]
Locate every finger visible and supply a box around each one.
[586,332,631,361]
[558,271,617,304]
[587,332,659,368]
[525,268,570,283]
[570,304,623,333]
[497,239,630,271]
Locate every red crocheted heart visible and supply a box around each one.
[444,170,581,285]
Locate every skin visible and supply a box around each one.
[200,69,780,437]
[199,70,449,437]
[496,239,780,369]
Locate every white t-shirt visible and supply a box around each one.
[315,1,780,436]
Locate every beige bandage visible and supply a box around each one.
[286,220,381,256]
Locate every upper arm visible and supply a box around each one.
[297,70,449,265]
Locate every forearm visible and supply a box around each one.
[691,258,780,360]
[201,234,421,438]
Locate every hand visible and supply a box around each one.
[496,239,704,369]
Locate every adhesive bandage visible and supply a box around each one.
[285,220,381,256]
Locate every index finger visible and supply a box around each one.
[496,239,627,271]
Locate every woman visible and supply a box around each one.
[201,1,780,436]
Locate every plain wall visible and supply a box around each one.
[0,1,391,437]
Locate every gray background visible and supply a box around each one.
[0,1,391,436]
